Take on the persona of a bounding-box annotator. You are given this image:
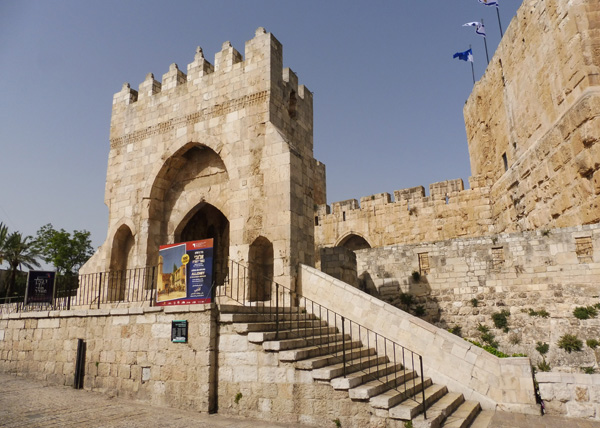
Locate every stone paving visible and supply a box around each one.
[2,372,600,428]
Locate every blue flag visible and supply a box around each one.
[478,0,499,7]
[453,49,473,62]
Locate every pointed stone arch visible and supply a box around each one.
[336,232,371,251]
[174,202,230,286]
[108,224,135,301]
[144,141,231,268]
[248,236,274,302]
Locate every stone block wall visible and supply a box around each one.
[314,176,494,253]
[537,372,600,420]
[465,0,600,232]
[318,246,358,288]
[0,305,217,412]
[355,223,600,371]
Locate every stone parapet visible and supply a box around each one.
[537,372,600,420]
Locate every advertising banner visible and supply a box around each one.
[156,239,214,306]
[25,271,56,305]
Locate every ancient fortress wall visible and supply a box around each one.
[465,0,600,232]
[355,223,600,370]
[0,306,217,412]
[315,177,493,251]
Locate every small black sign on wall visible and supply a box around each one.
[171,320,188,343]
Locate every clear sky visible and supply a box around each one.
[0,0,523,252]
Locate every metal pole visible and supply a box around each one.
[496,6,503,37]
[482,18,490,65]
[275,283,279,340]
[470,44,475,85]
[97,273,102,309]
[420,355,427,419]
[341,316,347,377]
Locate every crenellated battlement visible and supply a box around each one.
[111,27,311,110]
[314,177,494,248]
[109,27,313,152]
[319,178,479,216]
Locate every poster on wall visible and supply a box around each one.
[24,271,56,305]
[156,239,214,306]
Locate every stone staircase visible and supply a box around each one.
[218,304,489,428]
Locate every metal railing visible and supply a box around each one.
[216,259,428,418]
[0,267,156,313]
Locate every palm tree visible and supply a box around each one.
[4,232,40,298]
[0,222,7,265]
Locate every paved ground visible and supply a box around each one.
[1,372,600,428]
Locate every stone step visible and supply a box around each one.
[233,319,327,334]
[330,362,404,390]
[388,384,447,420]
[278,340,364,362]
[370,377,432,409]
[312,354,389,381]
[348,369,417,400]
[294,347,375,370]
[441,400,481,428]
[411,392,464,428]
[248,326,338,343]
[219,312,316,324]
[464,409,493,428]
[263,333,350,351]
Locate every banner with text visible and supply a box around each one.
[25,271,56,305]
[156,239,214,306]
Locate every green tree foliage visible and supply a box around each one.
[3,232,40,297]
[33,224,93,276]
[0,222,8,264]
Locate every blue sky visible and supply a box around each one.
[0,0,523,251]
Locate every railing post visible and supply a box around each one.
[342,316,347,377]
[275,283,279,340]
[150,266,156,307]
[97,272,103,309]
[420,355,427,419]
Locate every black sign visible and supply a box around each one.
[171,320,188,343]
[25,271,56,305]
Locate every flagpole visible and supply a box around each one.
[481,18,490,64]
[470,44,475,85]
[496,6,503,37]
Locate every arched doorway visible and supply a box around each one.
[248,237,273,302]
[176,203,230,287]
[338,233,371,251]
[109,225,135,301]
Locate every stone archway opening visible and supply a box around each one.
[248,236,274,302]
[109,225,135,301]
[338,234,371,251]
[176,203,230,287]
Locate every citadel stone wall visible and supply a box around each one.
[314,177,493,253]
[0,306,217,412]
[355,223,600,371]
[465,0,600,233]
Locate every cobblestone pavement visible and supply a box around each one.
[2,372,600,428]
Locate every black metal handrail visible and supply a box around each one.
[0,267,157,313]
[216,259,428,418]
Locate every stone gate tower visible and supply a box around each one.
[82,28,326,291]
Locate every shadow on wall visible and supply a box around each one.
[359,270,439,322]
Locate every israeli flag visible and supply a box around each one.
[463,22,486,37]
[453,49,474,62]
[478,0,499,7]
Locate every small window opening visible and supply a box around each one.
[502,153,508,172]
[342,211,346,221]
[314,216,319,226]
